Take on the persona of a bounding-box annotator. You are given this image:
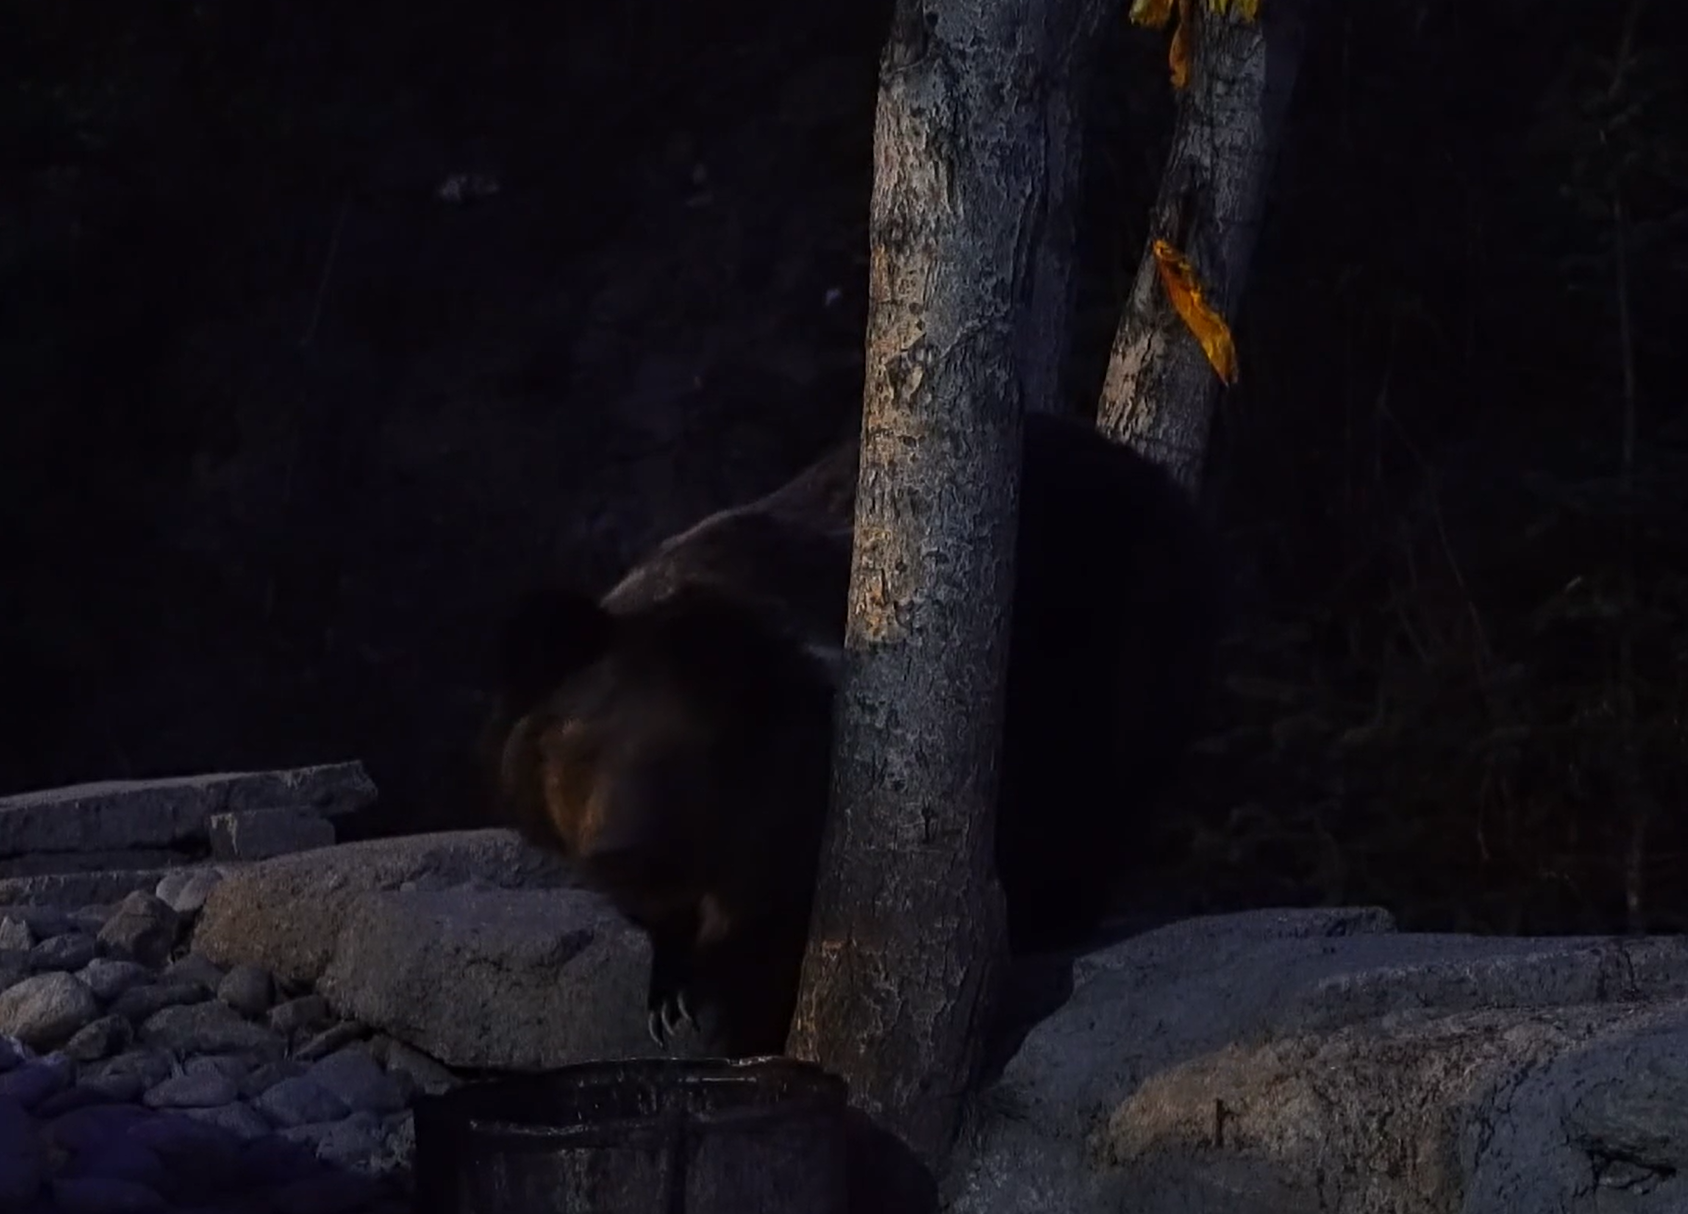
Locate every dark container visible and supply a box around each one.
[411,1056,850,1214]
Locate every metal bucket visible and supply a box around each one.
[412,1056,849,1214]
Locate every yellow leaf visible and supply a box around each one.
[1168,0,1193,88]
[1152,239,1239,385]
[1128,0,1175,26]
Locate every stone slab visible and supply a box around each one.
[0,762,377,858]
[0,869,177,908]
[0,848,190,878]
[208,807,337,862]
[318,887,656,1070]
[190,829,576,985]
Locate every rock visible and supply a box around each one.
[77,959,152,1002]
[267,994,330,1037]
[208,807,337,862]
[0,1037,25,1071]
[161,952,226,993]
[109,982,206,1023]
[190,828,573,984]
[294,1021,367,1061]
[0,1056,73,1109]
[184,1053,250,1084]
[61,1014,133,1063]
[306,1046,407,1115]
[154,868,229,916]
[122,1111,248,1200]
[319,886,654,1069]
[0,763,377,858]
[374,1038,459,1098]
[284,1109,384,1171]
[139,1003,286,1061]
[58,1137,167,1188]
[947,907,1688,1214]
[0,971,101,1049]
[96,893,180,967]
[144,1069,241,1109]
[216,963,274,1017]
[33,1085,121,1119]
[254,1076,350,1127]
[0,1094,44,1208]
[29,931,98,972]
[0,917,33,951]
[239,1059,304,1100]
[40,1101,154,1151]
[182,1099,273,1140]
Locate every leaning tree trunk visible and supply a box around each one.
[1098,0,1311,492]
[785,0,1114,1173]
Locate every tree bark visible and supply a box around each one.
[784,0,1112,1173]
[1097,0,1311,492]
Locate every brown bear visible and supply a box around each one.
[482,412,1227,1057]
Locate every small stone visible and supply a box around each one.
[267,994,329,1038]
[77,959,152,1002]
[253,1076,349,1127]
[29,931,99,973]
[0,971,101,1049]
[0,1055,73,1109]
[61,1014,133,1063]
[306,1045,407,1115]
[84,1050,174,1098]
[143,1069,240,1109]
[238,1058,303,1100]
[378,1039,460,1097]
[183,1053,250,1084]
[161,954,226,994]
[216,964,274,1017]
[0,917,34,951]
[293,1020,366,1061]
[140,1002,286,1061]
[96,893,180,967]
[182,1099,272,1140]
[51,1176,168,1213]
[154,869,226,917]
[109,982,206,1023]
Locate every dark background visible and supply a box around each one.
[4,0,1684,935]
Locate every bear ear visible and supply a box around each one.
[494,582,616,717]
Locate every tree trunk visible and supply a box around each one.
[785,0,1112,1173]
[1097,0,1311,492]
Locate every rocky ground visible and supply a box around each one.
[0,764,509,1214]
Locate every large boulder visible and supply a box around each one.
[947,907,1688,1214]
[317,887,656,1070]
[191,829,573,984]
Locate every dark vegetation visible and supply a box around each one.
[3,0,1684,936]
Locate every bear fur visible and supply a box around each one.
[482,412,1227,1057]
